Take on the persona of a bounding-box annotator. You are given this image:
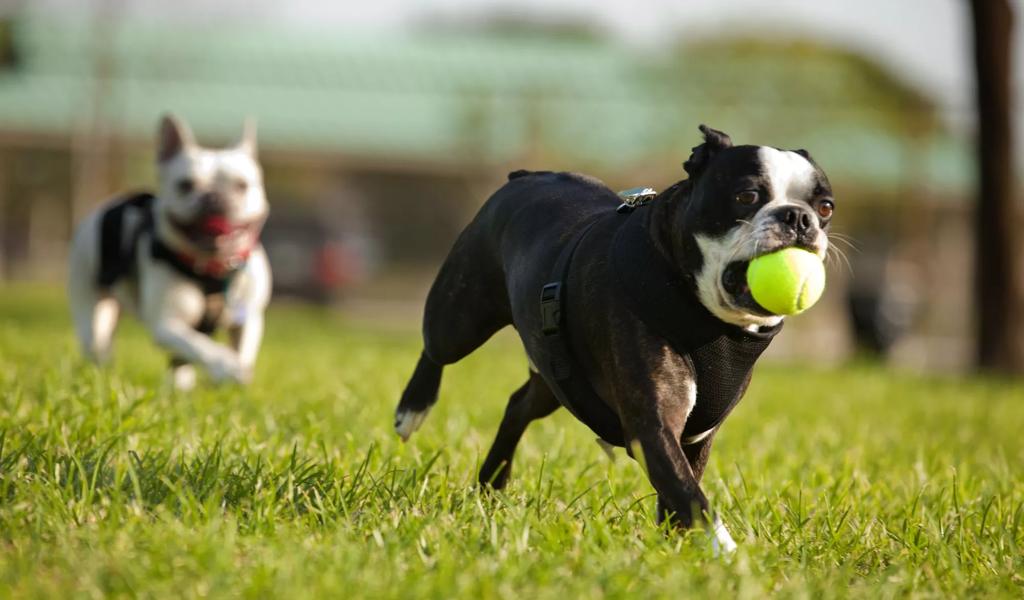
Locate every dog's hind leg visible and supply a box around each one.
[395,225,511,441]
[478,371,559,489]
[68,216,121,364]
[395,352,443,441]
[69,271,120,364]
[72,294,120,364]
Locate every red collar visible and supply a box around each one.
[161,218,264,280]
[172,244,254,278]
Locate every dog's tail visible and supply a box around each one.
[394,352,444,442]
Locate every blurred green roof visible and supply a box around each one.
[0,15,972,191]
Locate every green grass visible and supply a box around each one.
[0,284,1022,598]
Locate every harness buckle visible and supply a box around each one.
[616,186,657,213]
[540,282,562,335]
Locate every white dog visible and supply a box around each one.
[68,114,271,390]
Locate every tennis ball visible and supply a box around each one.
[746,248,826,315]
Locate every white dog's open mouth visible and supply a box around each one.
[170,213,263,252]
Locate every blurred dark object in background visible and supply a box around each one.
[261,207,367,304]
[0,19,19,70]
[846,243,920,356]
[968,0,1023,374]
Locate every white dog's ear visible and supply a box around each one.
[236,117,258,156]
[157,114,195,162]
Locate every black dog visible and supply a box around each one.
[395,125,834,553]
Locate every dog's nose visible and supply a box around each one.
[198,192,227,213]
[775,205,815,234]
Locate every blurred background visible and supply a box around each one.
[0,0,1021,373]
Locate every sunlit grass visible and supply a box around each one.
[1,285,1022,598]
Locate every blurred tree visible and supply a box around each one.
[969,0,1023,374]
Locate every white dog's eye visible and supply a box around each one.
[176,178,194,196]
[233,179,249,193]
[735,190,759,205]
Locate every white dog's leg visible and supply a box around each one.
[231,313,263,379]
[227,247,271,381]
[151,320,246,384]
[169,362,197,391]
[68,244,120,363]
[71,293,120,364]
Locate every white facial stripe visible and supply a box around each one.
[756,147,829,260]
[758,146,816,203]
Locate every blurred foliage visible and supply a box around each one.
[667,38,941,136]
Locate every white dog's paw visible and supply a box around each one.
[709,517,738,557]
[208,353,249,385]
[171,364,197,392]
[394,407,430,442]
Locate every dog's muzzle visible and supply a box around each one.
[721,217,827,316]
[170,212,264,253]
[721,260,774,316]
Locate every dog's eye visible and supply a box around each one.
[176,178,194,195]
[735,190,759,205]
[817,200,835,220]
[234,179,248,194]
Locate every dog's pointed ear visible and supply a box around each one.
[236,117,258,156]
[683,124,733,178]
[157,114,195,163]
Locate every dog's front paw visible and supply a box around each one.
[171,364,197,391]
[709,517,738,557]
[208,354,249,385]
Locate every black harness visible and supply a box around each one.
[537,202,781,446]
[96,192,237,335]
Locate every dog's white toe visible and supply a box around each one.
[171,364,197,392]
[709,517,738,557]
[394,408,430,442]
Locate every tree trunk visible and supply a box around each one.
[969,0,1022,373]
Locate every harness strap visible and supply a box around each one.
[540,219,600,379]
[150,237,234,295]
[97,192,156,289]
[538,216,626,446]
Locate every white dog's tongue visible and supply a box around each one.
[199,214,233,237]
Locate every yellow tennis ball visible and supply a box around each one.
[746,248,826,315]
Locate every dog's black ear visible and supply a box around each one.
[795,148,813,161]
[157,113,195,163]
[683,124,733,178]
